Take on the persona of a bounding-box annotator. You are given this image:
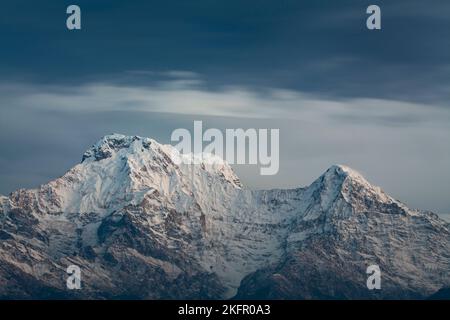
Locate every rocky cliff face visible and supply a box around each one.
[0,134,449,299]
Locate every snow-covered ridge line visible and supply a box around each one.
[82,133,229,165]
[8,134,426,219]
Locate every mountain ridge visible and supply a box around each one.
[0,134,449,299]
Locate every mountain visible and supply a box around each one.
[0,134,449,299]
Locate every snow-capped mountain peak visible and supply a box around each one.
[81,133,163,163]
[305,164,407,217]
[325,164,366,180]
[81,133,241,186]
[9,134,242,216]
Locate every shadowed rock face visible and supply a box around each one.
[0,135,449,299]
[428,287,450,300]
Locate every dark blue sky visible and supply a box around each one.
[1,0,449,103]
[1,1,450,219]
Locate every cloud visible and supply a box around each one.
[125,70,201,79]
[3,76,450,128]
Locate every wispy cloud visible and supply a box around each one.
[3,75,450,127]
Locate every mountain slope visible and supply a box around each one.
[237,166,450,299]
[0,134,449,299]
